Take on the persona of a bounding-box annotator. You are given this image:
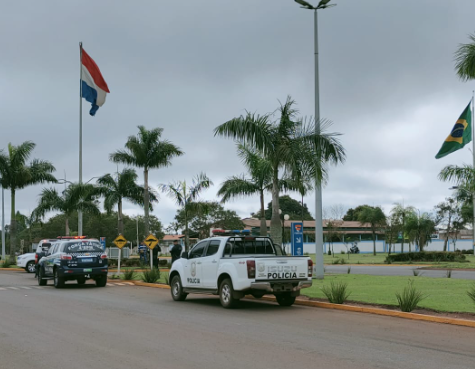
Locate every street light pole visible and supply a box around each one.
[1,185,5,261]
[295,0,336,279]
[450,185,475,256]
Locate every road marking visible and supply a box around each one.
[0,288,6,290]
[20,286,32,289]
[107,283,114,286]
[7,287,19,290]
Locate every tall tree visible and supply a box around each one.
[110,126,183,236]
[33,183,101,236]
[0,141,56,256]
[343,205,373,221]
[214,96,345,245]
[434,197,462,251]
[358,206,386,256]
[97,168,157,235]
[391,203,416,253]
[455,33,475,81]
[160,173,212,250]
[255,195,314,221]
[406,212,436,252]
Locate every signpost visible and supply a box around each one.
[114,234,127,275]
[100,237,106,250]
[143,234,159,269]
[291,222,304,256]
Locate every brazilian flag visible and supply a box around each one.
[435,102,472,159]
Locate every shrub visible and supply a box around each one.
[122,269,137,281]
[412,270,422,277]
[1,257,15,268]
[109,274,120,280]
[158,259,168,266]
[340,258,347,265]
[327,249,332,256]
[395,280,425,312]
[141,268,161,283]
[341,250,345,254]
[124,258,142,267]
[385,252,466,263]
[332,259,340,265]
[468,285,475,304]
[446,269,452,278]
[108,258,118,266]
[322,281,351,304]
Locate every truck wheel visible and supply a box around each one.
[95,276,107,287]
[275,293,296,307]
[26,261,36,273]
[77,277,86,285]
[219,279,239,309]
[171,275,187,301]
[54,268,65,289]
[38,267,47,286]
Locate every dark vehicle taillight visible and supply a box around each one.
[308,259,313,277]
[35,253,38,264]
[246,260,256,279]
[61,254,72,260]
[100,253,107,259]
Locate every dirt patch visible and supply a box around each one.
[296,295,475,322]
[418,267,475,271]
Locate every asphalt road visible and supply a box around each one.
[326,265,475,279]
[1,271,474,369]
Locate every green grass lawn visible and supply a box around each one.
[110,270,169,284]
[305,253,475,269]
[304,274,475,313]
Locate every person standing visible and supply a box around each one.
[170,240,182,264]
[138,243,148,264]
[152,243,161,268]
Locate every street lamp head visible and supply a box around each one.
[294,0,316,9]
[294,0,336,10]
[284,214,290,221]
[449,186,459,190]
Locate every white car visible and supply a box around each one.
[16,253,36,273]
[169,230,313,308]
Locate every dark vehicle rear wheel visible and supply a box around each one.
[38,267,47,286]
[54,268,65,289]
[95,276,107,287]
[219,279,240,309]
[171,275,187,301]
[275,292,296,307]
[26,261,36,273]
[77,277,86,285]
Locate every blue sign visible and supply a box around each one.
[100,237,106,250]
[291,222,304,256]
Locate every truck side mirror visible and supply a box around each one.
[181,251,188,259]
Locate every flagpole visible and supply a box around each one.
[78,42,83,236]
[472,91,475,257]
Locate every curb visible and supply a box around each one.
[117,279,475,328]
[108,280,170,290]
[0,268,24,271]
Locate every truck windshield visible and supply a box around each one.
[224,238,276,256]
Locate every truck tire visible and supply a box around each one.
[38,267,47,286]
[77,277,86,285]
[275,292,296,307]
[26,261,36,273]
[171,275,187,301]
[95,276,107,287]
[54,268,65,289]
[219,278,240,309]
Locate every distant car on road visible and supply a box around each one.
[37,238,108,288]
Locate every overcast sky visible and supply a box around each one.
[2,0,475,232]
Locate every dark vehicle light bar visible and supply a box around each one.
[57,236,87,239]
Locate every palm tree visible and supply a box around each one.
[455,33,475,81]
[0,141,56,256]
[357,206,386,256]
[110,126,184,236]
[32,183,101,236]
[160,173,212,250]
[97,168,158,235]
[217,144,273,236]
[391,203,416,253]
[438,164,475,192]
[406,212,436,252]
[214,96,345,245]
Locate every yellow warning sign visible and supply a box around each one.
[113,234,127,249]
[143,234,159,250]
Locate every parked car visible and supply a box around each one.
[16,253,37,273]
[169,230,313,308]
[37,238,108,288]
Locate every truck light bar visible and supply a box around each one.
[57,236,87,239]
[212,229,251,236]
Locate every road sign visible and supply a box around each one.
[113,235,127,249]
[143,234,159,249]
[291,222,304,256]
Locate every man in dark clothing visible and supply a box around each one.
[170,240,182,264]
[152,244,161,268]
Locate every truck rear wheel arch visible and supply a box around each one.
[218,273,243,299]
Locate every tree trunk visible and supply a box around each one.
[408,241,411,253]
[401,215,405,253]
[259,190,267,236]
[301,193,304,223]
[184,207,189,252]
[143,168,150,236]
[65,216,70,236]
[118,199,124,235]
[372,230,376,256]
[9,189,16,258]
[270,168,282,245]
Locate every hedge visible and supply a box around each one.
[385,252,467,263]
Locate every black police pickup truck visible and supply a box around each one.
[37,238,108,288]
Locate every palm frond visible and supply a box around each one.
[9,141,35,169]
[147,140,184,169]
[189,173,213,202]
[160,182,185,207]
[217,175,260,203]
[455,34,475,81]
[110,150,140,167]
[438,164,475,190]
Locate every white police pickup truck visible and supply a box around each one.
[169,230,313,308]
